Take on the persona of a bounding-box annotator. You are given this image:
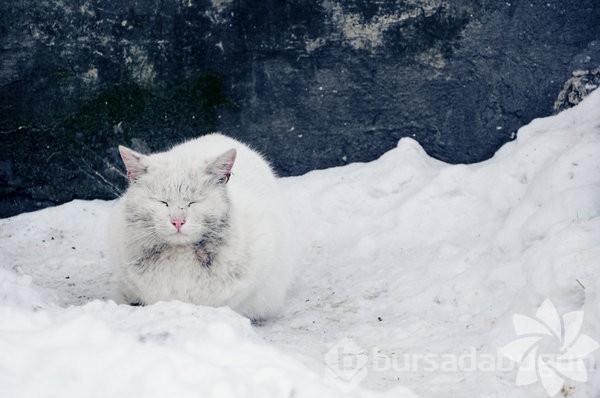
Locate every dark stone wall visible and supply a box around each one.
[1,0,599,217]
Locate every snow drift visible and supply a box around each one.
[1,89,599,397]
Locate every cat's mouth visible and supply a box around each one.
[165,230,193,245]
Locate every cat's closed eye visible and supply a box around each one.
[158,200,169,207]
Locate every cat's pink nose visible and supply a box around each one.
[171,217,186,232]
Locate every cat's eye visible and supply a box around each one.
[188,201,196,207]
[159,200,169,207]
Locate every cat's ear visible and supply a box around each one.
[118,145,148,182]
[209,148,236,184]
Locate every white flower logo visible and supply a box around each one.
[500,299,599,396]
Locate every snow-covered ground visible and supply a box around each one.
[1,89,599,398]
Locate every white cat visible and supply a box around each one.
[108,133,292,320]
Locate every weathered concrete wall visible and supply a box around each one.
[1,0,599,217]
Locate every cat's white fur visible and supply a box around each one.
[108,133,292,320]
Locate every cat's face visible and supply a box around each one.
[119,146,235,246]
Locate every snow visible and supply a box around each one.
[1,88,600,398]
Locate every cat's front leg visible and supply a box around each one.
[113,281,144,306]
